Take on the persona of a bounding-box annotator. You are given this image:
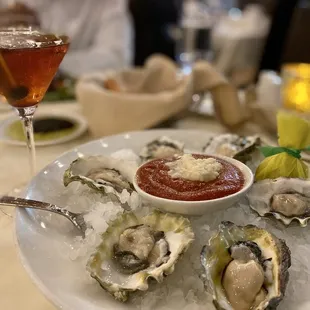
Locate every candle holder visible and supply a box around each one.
[282,63,310,113]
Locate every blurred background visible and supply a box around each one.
[1,0,310,140]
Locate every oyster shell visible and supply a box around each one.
[201,221,291,310]
[139,136,184,162]
[87,210,194,302]
[202,134,261,164]
[63,156,137,200]
[247,177,310,227]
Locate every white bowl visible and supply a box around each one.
[133,155,254,216]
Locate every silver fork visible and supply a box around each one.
[0,196,88,235]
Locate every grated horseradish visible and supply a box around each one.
[166,154,222,182]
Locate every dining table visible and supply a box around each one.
[0,100,273,310]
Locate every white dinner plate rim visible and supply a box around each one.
[14,215,73,310]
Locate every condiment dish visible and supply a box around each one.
[133,155,254,216]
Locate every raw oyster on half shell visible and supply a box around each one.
[139,136,184,162]
[87,210,194,302]
[201,221,291,310]
[63,155,137,201]
[247,177,310,227]
[202,134,261,164]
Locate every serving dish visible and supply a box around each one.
[15,129,310,310]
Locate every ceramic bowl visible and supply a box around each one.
[133,155,254,216]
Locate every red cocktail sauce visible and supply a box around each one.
[136,155,245,201]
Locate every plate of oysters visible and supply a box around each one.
[15,129,310,310]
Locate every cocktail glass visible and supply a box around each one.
[0,27,69,176]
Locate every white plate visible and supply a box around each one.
[0,111,88,146]
[15,130,306,310]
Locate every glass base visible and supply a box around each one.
[0,205,14,218]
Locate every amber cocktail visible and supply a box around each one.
[0,28,69,175]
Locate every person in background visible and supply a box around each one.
[129,0,181,66]
[0,1,133,77]
[238,0,277,15]
[257,0,296,73]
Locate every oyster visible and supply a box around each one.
[201,221,291,310]
[63,155,137,200]
[139,136,184,162]
[87,210,194,302]
[202,134,261,164]
[247,177,310,227]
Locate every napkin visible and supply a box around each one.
[111,54,180,94]
[192,60,246,128]
[255,111,310,180]
[76,54,246,137]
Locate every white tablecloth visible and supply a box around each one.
[0,102,271,310]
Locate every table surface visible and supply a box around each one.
[0,101,272,310]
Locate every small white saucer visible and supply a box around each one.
[0,111,88,147]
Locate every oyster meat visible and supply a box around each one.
[63,155,137,201]
[139,136,184,162]
[247,177,310,227]
[202,134,261,164]
[201,221,291,310]
[87,210,194,302]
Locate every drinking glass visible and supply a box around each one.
[0,27,69,176]
[175,0,232,74]
[173,0,231,111]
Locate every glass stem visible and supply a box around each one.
[17,106,37,177]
